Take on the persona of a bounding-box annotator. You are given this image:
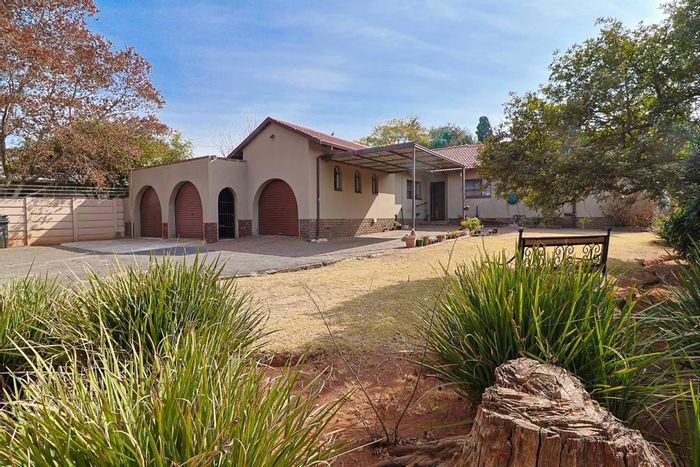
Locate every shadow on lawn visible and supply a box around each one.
[301,276,447,355]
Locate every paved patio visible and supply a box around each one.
[0,226,456,282]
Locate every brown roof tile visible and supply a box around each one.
[431,144,481,169]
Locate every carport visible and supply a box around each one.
[318,142,467,235]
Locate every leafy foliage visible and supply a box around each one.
[0,0,167,184]
[459,217,482,231]
[475,116,492,142]
[428,123,474,148]
[419,252,662,421]
[357,116,429,147]
[479,0,700,213]
[659,197,700,258]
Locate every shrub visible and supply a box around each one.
[658,197,700,258]
[419,252,660,421]
[644,243,700,368]
[0,276,64,375]
[460,217,482,231]
[63,256,264,357]
[602,195,657,228]
[0,329,342,466]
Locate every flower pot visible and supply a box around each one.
[404,236,416,248]
[437,235,445,242]
[415,239,424,247]
[423,237,431,246]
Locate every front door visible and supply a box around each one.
[430,182,446,221]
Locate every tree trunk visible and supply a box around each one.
[374,359,668,466]
[571,199,578,228]
[454,358,668,466]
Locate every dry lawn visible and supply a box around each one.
[238,229,669,354]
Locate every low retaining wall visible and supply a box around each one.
[300,218,396,240]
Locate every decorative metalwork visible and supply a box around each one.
[513,227,612,274]
[0,184,127,199]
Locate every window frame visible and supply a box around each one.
[464,179,491,198]
[407,180,423,200]
[333,166,342,192]
[371,173,378,195]
[354,170,362,193]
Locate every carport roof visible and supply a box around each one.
[319,142,466,173]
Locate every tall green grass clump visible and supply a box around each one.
[650,244,700,369]
[65,256,264,356]
[0,276,63,376]
[0,328,342,466]
[420,252,661,421]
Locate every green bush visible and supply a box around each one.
[419,252,660,421]
[64,256,265,357]
[0,329,342,466]
[658,197,700,258]
[460,217,482,231]
[0,276,64,375]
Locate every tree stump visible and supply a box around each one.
[374,358,668,466]
[454,358,669,466]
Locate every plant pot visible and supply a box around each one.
[404,236,416,248]
[423,237,431,246]
[437,235,445,242]
[415,239,424,247]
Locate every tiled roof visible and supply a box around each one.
[272,118,367,151]
[431,144,481,169]
[228,117,366,157]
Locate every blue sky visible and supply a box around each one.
[93,0,665,155]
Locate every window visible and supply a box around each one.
[354,170,362,193]
[407,180,422,199]
[371,173,378,195]
[465,179,491,198]
[333,166,342,191]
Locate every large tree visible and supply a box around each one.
[428,123,474,148]
[0,0,169,185]
[479,0,699,216]
[475,116,493,142]
[357,116,429,146]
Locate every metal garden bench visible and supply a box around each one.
[512,227,613,274]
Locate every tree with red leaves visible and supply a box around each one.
[0,0,182,186]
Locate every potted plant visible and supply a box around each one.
[416,238,424,247]
[423,235,431,246]
[579,216,591,230]
[460,217,482,234]
[437,234,445,242]
[402,231,416,248]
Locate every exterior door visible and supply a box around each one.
[258,180,299,236]
[174,182,203,239]
[218,189,236,239]
[140,187,162,237]
[430,182,446,221]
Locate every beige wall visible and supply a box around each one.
[127,157,248,237]
[446,170,607,221]
[0,197,125,247]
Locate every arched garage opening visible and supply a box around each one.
[257,179,299,236]
[218,188,236,239]
[139,186,162,238]
[174,182,203,239]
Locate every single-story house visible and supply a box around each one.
[125,117,608,242]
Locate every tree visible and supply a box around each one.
[479,0,700,218]
[475,116,493,142]
[357,116,429,146]
[0,0,165,184]
[13,119,191,186]
[428,123,474,148]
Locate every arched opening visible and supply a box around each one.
[218,188,236,239]
[139,186,162,238]
[257,179,299,236]
[174,182,203,239]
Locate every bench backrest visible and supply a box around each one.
[516,227,612,274]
